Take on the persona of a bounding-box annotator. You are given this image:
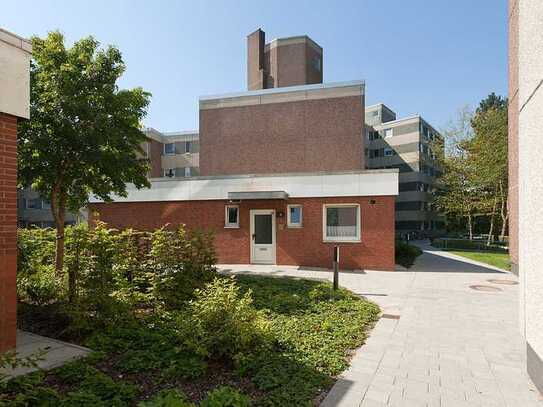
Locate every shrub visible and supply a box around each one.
[138,389,195,407]
[17,266,65,305]
[177,277,273,362]
[148,227,217,308]
[17,227,56,276]
[395,240,422,268]
[431,238,508,252]
[200,386,251,407]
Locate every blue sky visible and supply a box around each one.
[3,0,507,132]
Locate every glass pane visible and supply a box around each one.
[254,214,272,244]
[326,207,357,238]
[228,207,238,224]
[164,143,175,154]
[290,206,301,224]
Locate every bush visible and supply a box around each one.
[17,266,65,306]
[395,240,422,268]
[148,227,217,308]
[177,277,273,362]
[200,386,251,407]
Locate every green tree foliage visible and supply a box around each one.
[434,95,508,240]
[18,31,151,274]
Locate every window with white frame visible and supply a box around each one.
[287,205,303,227]
[184,167,191,177]
[323,204,360,242]
[185,141,192,154]
[384,128,393,138]
[164,143,175,155]
[225,205,239,228]
[384,148,394,157]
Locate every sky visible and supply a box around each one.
[3,0,508,132]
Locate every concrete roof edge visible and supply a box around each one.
[148,168,398,183]
[199,80,365,102]
[0,27,32,53]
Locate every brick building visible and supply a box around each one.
[90,30,399,271]
[0,28,32,352]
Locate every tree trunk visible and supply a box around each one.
[487,194,498,246]
[498,181,508,241]
[50,186,67,275]
[467,214,473,240]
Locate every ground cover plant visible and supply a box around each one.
[5,225,380,406]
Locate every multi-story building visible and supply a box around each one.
[89,29,399,271]
[364,103,445,237]
[17,187,78,228]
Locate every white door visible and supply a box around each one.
[250,210,276,264]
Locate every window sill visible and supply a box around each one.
[287,224,303,228]
[224,225,240,229]
[323,239,361,243]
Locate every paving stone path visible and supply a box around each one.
[220,241,543,407]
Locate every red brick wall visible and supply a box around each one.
[149,139,163,178]
[0,113,18,352]
[89,196,395,271]
[200,96,364,176]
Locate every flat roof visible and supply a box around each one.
[200,80,364,102]
[89,169,399,203]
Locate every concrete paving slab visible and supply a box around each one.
[1,331,90,379]
[219,240,543,406]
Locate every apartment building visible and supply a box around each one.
[144,128,200,178]
[365,103,445,237]
[89,29,399,271]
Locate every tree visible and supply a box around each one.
[18,31,151,278]
[469,96,508,242]
[433,107,486,239]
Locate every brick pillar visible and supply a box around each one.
[0,112,18,352]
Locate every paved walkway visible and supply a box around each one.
[1,331,90,378]
[219,242,543,407]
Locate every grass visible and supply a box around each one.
[448,250,511,270]
[3,275,379,406]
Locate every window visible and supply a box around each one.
[287,205,303,227]
[372,110,379,117]
[164,168,175,178]
[26,198,42,209]
[312,56,321,72]
[384,128,393,138]
[384,148,394,157]
[225,205,239,228]
[185,141,192,154]
[323,204,360,242]
[184,167,191,177]
[164,143,175,155]
[41,200,51,209]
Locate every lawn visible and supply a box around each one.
[448,250,511,271]
[3,275,379,406]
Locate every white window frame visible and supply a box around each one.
[384,128,393,138]
[184,167,191,177]
[225,205,240,228]
[322,204,361,243]
[287,204,303,228]
[185,141,191,154]
[384,148,394,157]
[163,143,175,155]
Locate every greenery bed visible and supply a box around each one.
[4,225,380,406]
[447,250,511,271]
